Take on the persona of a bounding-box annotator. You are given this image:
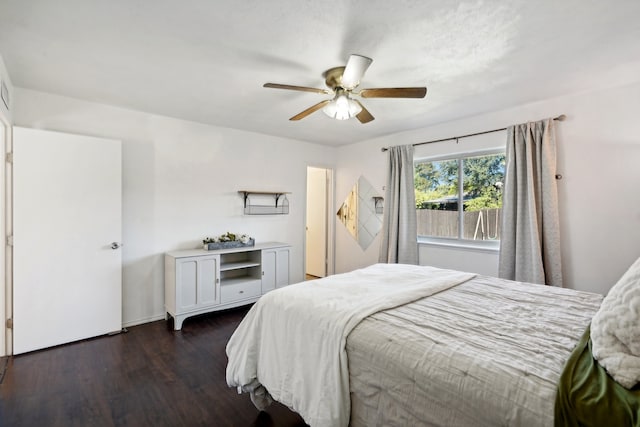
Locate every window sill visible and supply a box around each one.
[417,237,500,254]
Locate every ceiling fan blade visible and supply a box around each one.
[264,83,330,95]
[360,87,427,98]
[289,99,332,121]
[341,54,373,89]
[354,100,375,124]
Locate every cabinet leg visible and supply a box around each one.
[174,315,185,331]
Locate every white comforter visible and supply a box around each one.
[225,263,475,427]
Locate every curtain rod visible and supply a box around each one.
[380,114,566,152]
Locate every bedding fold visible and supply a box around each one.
[225,263,475,427]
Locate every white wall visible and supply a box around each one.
[336,81,640,295]
[419,244,499,277]
[334,139,388,274]
[14,88,335,327]
[10,79,640,330]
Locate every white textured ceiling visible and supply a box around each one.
[1,0,639,146]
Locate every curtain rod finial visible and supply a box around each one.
[555,114,567,121]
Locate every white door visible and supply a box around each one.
[306,167,327,278]
[13,127,122,354]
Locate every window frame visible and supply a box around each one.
[414,147,505,250]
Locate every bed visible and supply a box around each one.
[225,262,640,427]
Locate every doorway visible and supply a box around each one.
[305,166,334,279]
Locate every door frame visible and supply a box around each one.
[1,115,11,357]
[304,165,335,278]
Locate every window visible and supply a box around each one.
[414,150,505,242]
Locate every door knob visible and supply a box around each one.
[110,242,122,250]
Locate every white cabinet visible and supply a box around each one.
[165,242,290,330]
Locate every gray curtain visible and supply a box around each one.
[498,119,562,286]
[379,145,418,264]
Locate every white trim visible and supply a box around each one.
[326,168,335,276]
[418,237,499,253]
[122,314,166,328]
[1,115,10,357]
[0,119,5,357]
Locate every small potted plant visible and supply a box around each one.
[203,232,255,250]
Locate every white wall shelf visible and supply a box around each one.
[238,190,290,215]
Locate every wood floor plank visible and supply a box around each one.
[0,306,309,427]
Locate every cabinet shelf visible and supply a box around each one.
[238,191,290,215]
[220,261,261,272]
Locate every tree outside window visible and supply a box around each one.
[414,151,505,241]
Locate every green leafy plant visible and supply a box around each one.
[203,232,252,244]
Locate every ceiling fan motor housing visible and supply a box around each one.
[323,66,346,90]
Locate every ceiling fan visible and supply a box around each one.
[263,54,427,123]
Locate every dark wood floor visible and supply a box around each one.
[0,306,309,427]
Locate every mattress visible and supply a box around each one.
[347,275,603,426]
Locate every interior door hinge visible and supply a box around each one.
[6,235,13,246]
[5,152,13,163]
[6,318,12,329]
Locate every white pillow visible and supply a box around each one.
[590,256,640,389]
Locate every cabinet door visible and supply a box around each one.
[176,255,219,311]
[261,250,277,293]
[262,247,291,292]
[275,247,290,288]
[198,256,220,306]
[176,258,198,311]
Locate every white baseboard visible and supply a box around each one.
[123,314,166,328]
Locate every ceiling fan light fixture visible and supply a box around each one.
[322,93,362,120]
